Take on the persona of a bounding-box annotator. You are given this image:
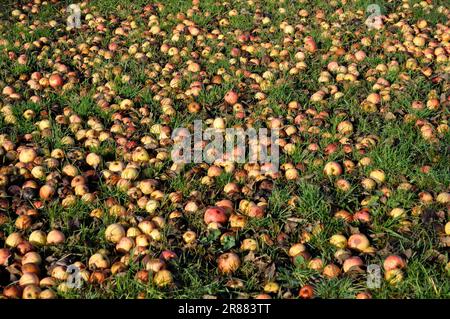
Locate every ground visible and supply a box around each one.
[0,0,449,299]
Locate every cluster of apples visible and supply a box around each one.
[0,0,449,299]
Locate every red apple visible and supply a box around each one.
[298,285,314,299]
[49,74,63,89]
[204,206,228,225]
[343,256,364,273]
[0,248,10,265]
[247,205,265,218]
[224,90,238,105]
[356,292,372,299]
[3,285,21,299]
[304,36,317,53]
[353,209,371,223]
[323,264,341,279]
[383,255,406,272]
[323,161,343,176]
[160,250,177,261]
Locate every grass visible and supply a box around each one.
[0,0,449,300]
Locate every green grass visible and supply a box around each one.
[0,0,449,300]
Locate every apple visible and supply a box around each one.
[105,223,126,243]
[135,234,150,247]
[334,210,353,222]
[263,282,279,293]
[224,90,238,105]
[19,273,39,287]
[353,209,371,223]
[247,205,265,218]
[22,285,41,299]
[136,270,150,283]
[204,206,228,225]
[445,222,450,235]
[330,234,347,248]
[437,192,450,204]
[5,232,23,248]
[0,248,10,266]
[160,250,177,261]
[51,266,69,281]
[49,73,63,89]
[15,215,32,230]
[419,192,433,203]
[388,208,406,219]
[354,50,366,61]
[22,252,41,265]
[347,234,370,251]
[323,264,341,279]
[89,270,106,284]
[289,243,306,257]
[385,269,403,285]
[138,220,155,235]
[285,168,299,180]
[361,178,376,190]
[343,256,364,273]
[46,230,65,245]
[111,262,127,275]
[184,201,199,213]
[304,36,317,53]
[40,277,57,288]
[17,241,33,255]
[336,179,351,192]
[132,147,150,162]
[356,292,372,299]
[29,230,47,246]
[367,93,381,104]
[39,289,56,299]
[229,214,247,228]
[215,199,234,213]
[369,169,386,184]
[86,152,101,168]
[153,269,173,287]
[39,184,55,200]
[292,251,312,267]
[337,121,353,134]
[308,258,324,271]
[88,253,110,269]
[323,161,343,176]
[3,285,21,299]
[298,285,314,299]
[116,237,135,253]
[145,258,166,272]
[18,147,37,163]
[182,230,197,244]
[241,238,258,251]
[217,252,241,274]
[383,255,406,272]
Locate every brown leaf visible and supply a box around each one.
[243,251,256,262]
[404,249,413,259]
[284,221,297,234]
[264,262,276,280]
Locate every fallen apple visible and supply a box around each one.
[217,252,241,274]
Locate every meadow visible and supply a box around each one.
[0,0,449,299]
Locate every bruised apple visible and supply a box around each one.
[217,252,241,274]
[204,206,228,225]
[383,255,406,272]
